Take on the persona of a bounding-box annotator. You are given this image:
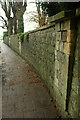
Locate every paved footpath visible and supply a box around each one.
[0,42,2,119]
[0,41,59,118]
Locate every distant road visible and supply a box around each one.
[0,40,3,43]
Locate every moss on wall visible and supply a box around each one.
[19,33,24,43]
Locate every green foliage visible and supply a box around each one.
[19,33,24,43]
[19,32,29,43]
[25,32,29,43]
[3,31,8,40]
[41,2,61,17]
[20,23,24,33]
[19,14,24,33]
[40,2,80,17]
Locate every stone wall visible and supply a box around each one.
[4,9,80,118]
[68,11,80,118]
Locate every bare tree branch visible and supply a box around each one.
[0,0,27,35]
[0,25,6,29]
[0,16,8,28]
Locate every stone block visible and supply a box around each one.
[55,23,61,32]
[67,30,76,43]
[53,86,66,111]
[72,82,78,95]
[50,69,55,79]
[73,62,78,77]
[52,32,56,38]
[68,90,78,118]
[64,42,74,55]
[78,34,80,54]
[68,105,78,118]
[76,8,80,16]
[59,41,64,52]
[55,50,57,57]
[61,20,70,31]
[77,21,80,33]
[19,41,21,54]
[46,33,52,44]
[56,41,60,50]
[54,77,58,88]
[48,45,54,54]
[61,31,67,42]
[52,34,56,46]
[56,51,66,63]
[51,35,55,46]
[56,32,61,41]
[67,30,71,43]
[51,54,55,63]
[55,59,59,70]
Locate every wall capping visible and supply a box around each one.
[48,8,80,23]
[48,10,76,23]
[27,22,55,34]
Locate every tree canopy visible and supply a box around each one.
[41,2,80,17]
[0,0,27,36]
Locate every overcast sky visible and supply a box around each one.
[0,4,7,37]
[0,1,39,37]
[24,1,39,32]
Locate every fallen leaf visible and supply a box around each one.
[13,103,18,110]
[11,88,14,91]
[24,94,26,96]
[9,80,16,86]
[28,79,41,85]
[40,100,44,104]
[17,66,20,69]
[33,74,38,78]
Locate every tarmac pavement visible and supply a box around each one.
[0,41,59,118]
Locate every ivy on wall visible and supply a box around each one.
[19,33,24,43]
[25,32,29,43]
[19,32,29,43]
[3,31,8,40]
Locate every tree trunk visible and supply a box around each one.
[8,17,13,36]
[16,13,24,33]
[17,3,26,33]
[13,16,17,34]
